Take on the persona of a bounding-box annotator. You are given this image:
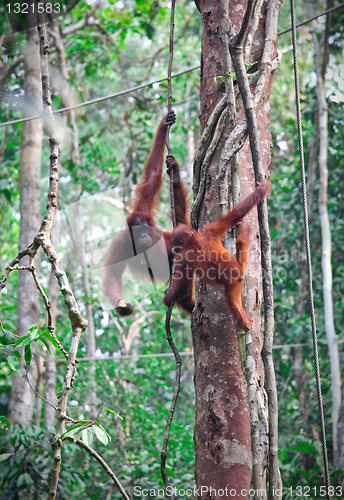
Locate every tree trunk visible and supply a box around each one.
[192,1,278,496]
[51,19,97,419]
[44,19,86,426]
[34,354,44,426]
[45,212,60,428]
[7,27,42,425]
[292,93,318,470]
[186,80,195,182]
[292,94,318,458]
[316,73,341,455]
[309,5,341,455]
[75,198,98,421]
[336,383,344,486]
[294,254,311,470]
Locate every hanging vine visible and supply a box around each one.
[160,1,182,496]
[189,0,282,497]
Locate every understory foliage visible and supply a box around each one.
[0,0,343,497]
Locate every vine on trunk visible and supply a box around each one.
[189,0,282,497]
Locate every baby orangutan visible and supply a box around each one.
[163,180,272,330]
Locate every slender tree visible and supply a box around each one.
[308,0,341,457]
[7,27,42,425]
[336,384,344,486]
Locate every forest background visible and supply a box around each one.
[0,0,344,498]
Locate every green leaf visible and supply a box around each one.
[82,429,89,446]
[27,325,39,333]
[87,428,94,446]
[12,350,21,360]
[17,474,24,487]
[293,442,316,453]
[105,408,123,419]
[0,362,7,369]
[20,338,33,347]
[0,415,10,427]
[24,345,32,366]
[0,453,13,462]
[42,328,59,349]
[13,333,32,347]
[39,337,52,356]
[93,424,109,446]
[7,356,20,374]
[17,472,33,486]
[29,328,40,340]
[213,75,224,88]
[62,423,86,440]
[96,422,111,441]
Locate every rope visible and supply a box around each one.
[278,2,344,36]
[166,0,177,228]
[51,342,312,363]
[290,1,331,497]
[160,2,180,498]
[166,0,175,141]
[0,65,200,129]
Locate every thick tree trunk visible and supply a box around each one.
[7,27,42,425]
[192,1,276,497]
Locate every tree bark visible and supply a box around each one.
[186,81,195,183]
[336,382,344,486]
[74,190,98,421]
[45,213,60,428]
[309,2,341,456]
[293,253,311,470]
[192,1,278,497]
[316,70,341,457]
[7,27,42,425]
[292,83,318,470]
[51,19,97,420]
[34,354,44,426]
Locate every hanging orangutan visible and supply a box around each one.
[103,111,194,316]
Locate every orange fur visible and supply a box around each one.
[103,112,194,316]
[163,180,272,330]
